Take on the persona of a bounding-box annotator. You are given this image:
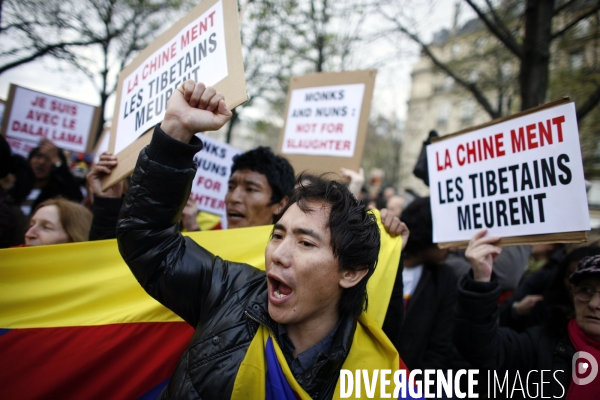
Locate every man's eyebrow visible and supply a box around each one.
[294,227,323,241]
[243,179,263,188]
[273,223,323,241]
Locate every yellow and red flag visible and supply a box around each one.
[0,210,400,399]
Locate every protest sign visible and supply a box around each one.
[190,133,241,226]
[104,0,247,190]
[277,70,376,175]
[5,137,37,158]
[427,99,589,248]
[1,85,100,154]
[1,97,38,158]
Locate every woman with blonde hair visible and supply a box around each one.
[25,197,92,246]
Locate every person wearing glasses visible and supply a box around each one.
[454,229,600,399]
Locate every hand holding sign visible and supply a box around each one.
[161,80,231,143]
[465,229,502,282]
[87,152,123,198]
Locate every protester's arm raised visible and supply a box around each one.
[454,229,540,372]
[117,82,258,328]
[87,152,124,240]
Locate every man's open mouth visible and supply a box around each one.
[228,211,245,220]
[268,276,293,299]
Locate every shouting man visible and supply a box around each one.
[117,81,404,399]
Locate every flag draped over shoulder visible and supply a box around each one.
[0,209,401,399]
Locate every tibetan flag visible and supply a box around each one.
[0,210,401,399]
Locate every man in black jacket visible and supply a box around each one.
[117,81,406,399]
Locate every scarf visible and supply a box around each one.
[231,312,413,399]
[566,318,600,399]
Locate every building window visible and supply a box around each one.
[468,70,479,83]
[451,43,461,59]
[475,37,487,54]
[461,99,475,124]
[570,52,584,70]
[500,63,512,79]
[442,76,454,92]
[575,18,592,38]
[437,101,450,127]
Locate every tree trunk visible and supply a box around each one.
[519,0,555,110]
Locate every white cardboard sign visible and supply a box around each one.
[3,86,98,153]
[190,133,241,225]
[6,137,37,158]
[427,102,589,244]
[113,0,228,155]
[280,83,365,157]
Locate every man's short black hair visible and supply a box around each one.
[231,147,295,205]
[401,196,433,258]
[278,173,380,318]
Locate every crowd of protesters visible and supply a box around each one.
[1,81,600,399]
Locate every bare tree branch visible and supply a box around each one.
[380,9,500,119]
[554,0,578,16]
[0,39,102,74]
[464,0,523,59]
[576,84,600,120]
[552,2,600,40]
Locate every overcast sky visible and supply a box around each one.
[0,0,471,125]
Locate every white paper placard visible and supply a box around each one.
[113,0,229,155]
[6,137,37,158]
[280,83,365,157]
[4,86,97,153]
[190,133,241,226]
[427,102,590,243]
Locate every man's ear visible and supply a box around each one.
[272,196,289,216]
[339,268,369,289]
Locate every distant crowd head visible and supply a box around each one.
[401,196,450,266]
[25,198,92,246]
[226,147,295,229]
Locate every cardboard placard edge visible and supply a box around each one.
[0,84,17,137]
[438,231,588,249]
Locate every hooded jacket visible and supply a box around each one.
[117,126,355,399]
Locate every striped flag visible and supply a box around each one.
[0,210,401,399]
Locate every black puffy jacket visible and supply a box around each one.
[117,126,355,399]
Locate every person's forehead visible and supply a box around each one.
[281,201,330,230]
[230,169,270,187]
[34,205,60,222]
[32,152,49,160]
[579,275,600,287]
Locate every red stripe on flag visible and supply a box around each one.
[0,322,193,400]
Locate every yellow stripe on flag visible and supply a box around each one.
[0,210,400,329]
